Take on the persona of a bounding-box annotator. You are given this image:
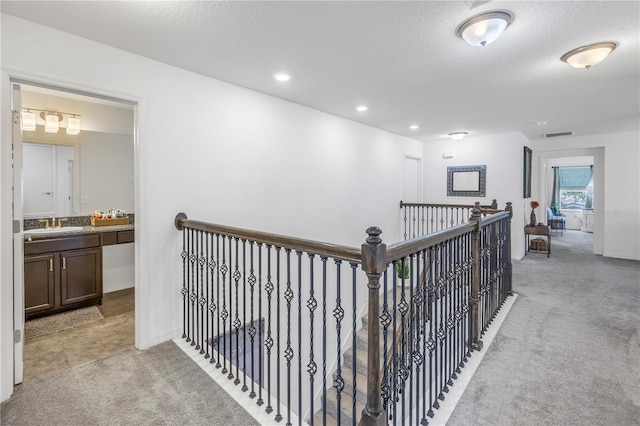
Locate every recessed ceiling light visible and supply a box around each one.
[356,105,368,112]
[409,125,420,130]
[273,72,291,82]
[448,132,468,141]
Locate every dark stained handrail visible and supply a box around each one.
[175,213,362,263]
[386,222,475,262]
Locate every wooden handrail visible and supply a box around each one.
[399,200,499,210]
[386,222,475,262]
[175,213,362,263]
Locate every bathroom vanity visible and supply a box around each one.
[23,225,134,319]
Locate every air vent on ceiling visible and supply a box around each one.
[544,131,573,138]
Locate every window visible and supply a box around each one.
[558,167,592,209]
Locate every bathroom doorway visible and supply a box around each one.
[13,81,137,383]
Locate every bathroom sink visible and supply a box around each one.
[24,226,85,235]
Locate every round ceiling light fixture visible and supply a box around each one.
[355,105,368,112]
[448,132,468,141]
[560,42,617,69]
[409,125,419,130]
[456,11,513,47]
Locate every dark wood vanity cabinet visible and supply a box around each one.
[24,235,102,318]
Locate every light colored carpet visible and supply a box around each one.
[448,230,640,425]
[1,340,259,426]
[25,306,104,340]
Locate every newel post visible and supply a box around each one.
[505,202,514,296]
[470,202,484,351]
[359,227,387,426]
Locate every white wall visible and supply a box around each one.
[423,131,530,259]
[534,131,639,261]
[1,14,423,401]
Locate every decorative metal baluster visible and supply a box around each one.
[296,251,303,425]
[208,232,217,362]
[446,239,454,387]
[215,234,221,368]
[380,269,391,421]
[204,231,210,359]
[334,259,345,426]
[233,238,241,384]
[242,239,248,392]
[421,248,429,425]
[427,246,436,418]
[284,249,293,426]
[181,228,188,339]
[403,203,408,240]
[275,247,283,422]
[321,256,328,426]
[220,235,228,375]
[391,260,398,422]
[198,230,206,354]
[398,257,409,423]
[306,254,317,425]
[265,245,274,414]
[228,237,235,381]
[189,228,197,346]
[436,244,445,406]
[350,261,358,425]
[408,254,415,426]
[248,242,257,398]
[464,232,472,362]
[257,243,265,407]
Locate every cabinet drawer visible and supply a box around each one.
[101,232,117,246]
[117,230,134,244]
[25,234,101,255]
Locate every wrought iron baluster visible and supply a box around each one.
[427,246,435,418]
[408,254,415,426]
[220,235,228,375]
[350,261,358,426]
[306,254,317,425]
[233,238,241,384]
[208,232,217,363]
[275,247,283,422]
[181,228,187,339]
[334,259,345,426]
[248,242,257,398]
[228,237,235,381]
[380,269,390,421]
[242,240,248,392]
[403,203,408,240]
[198,230,205,354]
[321,256,328,426]
[265,245,274,414]
[215,234,221,368]
[257,243,265,407]
[421,248,429,425]
[296,251,302,425]
[189,228,197,346]
[284,249,293,426]
[205,231,210,359]
[391,260,398,422]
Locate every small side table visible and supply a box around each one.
[525,225,551,258]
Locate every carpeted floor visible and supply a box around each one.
[448,230,640,425]
[1,341,258,426]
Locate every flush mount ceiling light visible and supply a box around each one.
[355,105,368,112]
[456,11,513,47]
[21,110,36,131]
[448,132,468,141]
[560,42,617,69]
[409,125,420,130]
[273,72,291,82]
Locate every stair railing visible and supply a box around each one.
[174,201,512,426]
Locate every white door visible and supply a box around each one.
[403,155,422,203]
[23,143,55,216]
[12,83,24,385]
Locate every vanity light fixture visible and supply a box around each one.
[456,11,513,47]
[67,115,81,135]
[21,110,36,131]
[44,113,61,133]
[448,132,468,141]
[22,108,81,134]
[560,42,617,69]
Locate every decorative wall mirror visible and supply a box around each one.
[447,165,486,197]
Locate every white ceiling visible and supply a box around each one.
[2,1,639,143]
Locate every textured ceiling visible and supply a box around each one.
[2,1,639,143]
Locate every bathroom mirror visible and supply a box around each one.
[22,142,77,218]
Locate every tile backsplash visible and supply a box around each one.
[23,214,135,230]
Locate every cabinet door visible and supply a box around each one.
[60,248,103,305]
[24,254,56,315]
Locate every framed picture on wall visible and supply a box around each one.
[447,165,486,197]
[523,146,532,198]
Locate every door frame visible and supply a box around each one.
[1,71,143,401]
